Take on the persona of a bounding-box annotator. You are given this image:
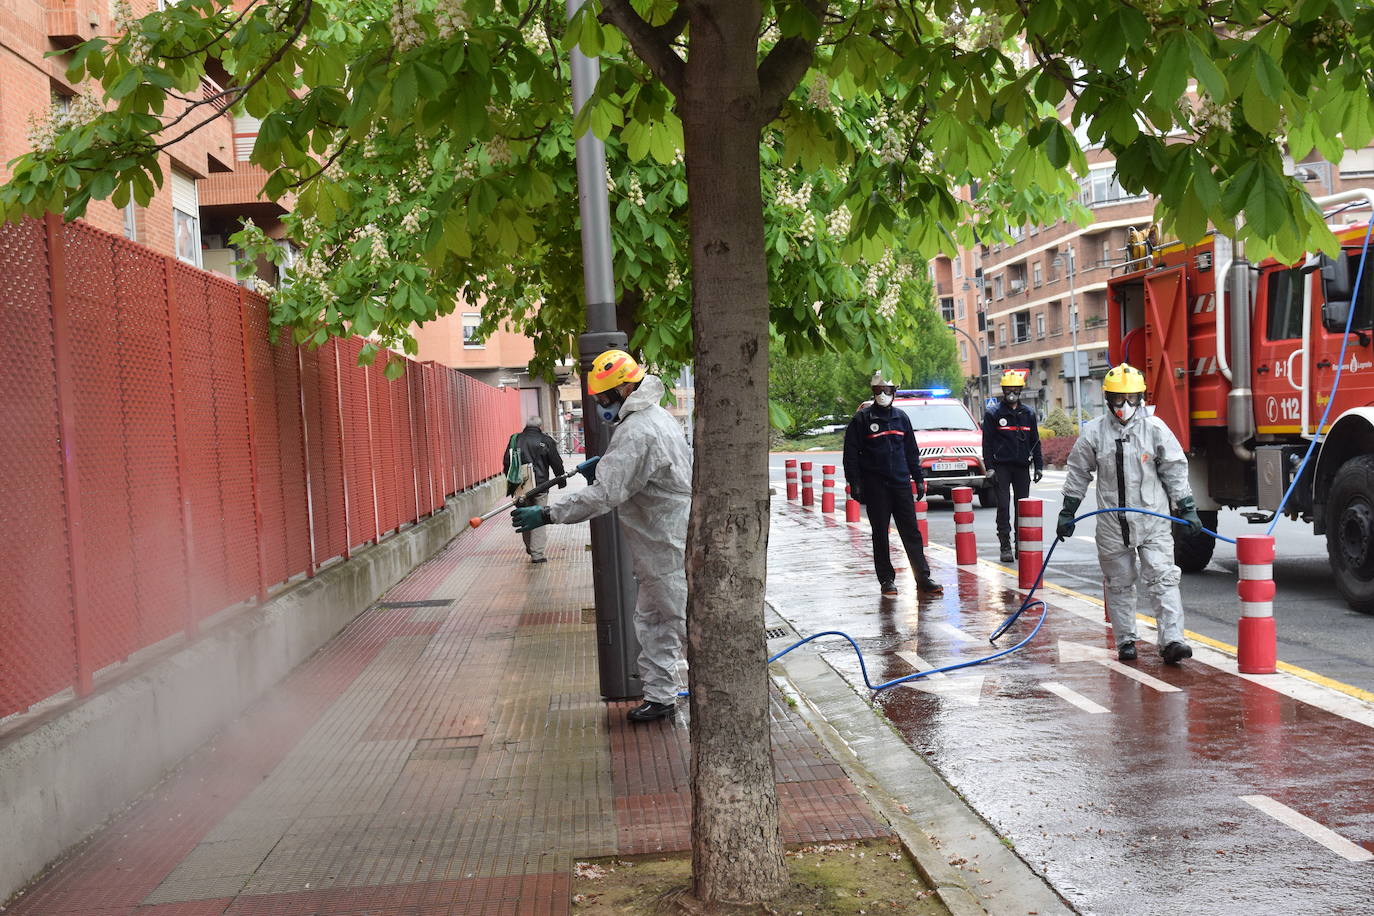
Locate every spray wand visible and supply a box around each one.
[468,457,599,528]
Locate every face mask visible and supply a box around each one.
[599,401,622,423]
[1003,391,1020,405]
[874,392,893,408]
[1112,399,1138,423]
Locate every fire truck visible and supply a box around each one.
[1107,190,1374,611]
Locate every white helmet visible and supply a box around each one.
[870,370,895,388]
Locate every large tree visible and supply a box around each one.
[7,0,1374,905]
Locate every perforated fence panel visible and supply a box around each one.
[0,217,520,719]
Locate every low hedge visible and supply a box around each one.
[1040,435,1078,469]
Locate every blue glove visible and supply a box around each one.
[511,506,549,532]
[1175,496,1203,534]
[576,457,600,483]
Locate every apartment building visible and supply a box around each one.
[934,146,1374,421]
[0,0,289,279]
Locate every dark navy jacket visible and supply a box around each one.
[981,401,1044,470]
[843,404,923,488]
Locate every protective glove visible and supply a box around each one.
[1033,468,1044,484]
[511,505,550,533]
[1056,496,1082,540]
[847,481,863,504]
[1175,496,1203,534]
[913,478,926,501]
[557,476,567,488]
[984,467,996,485]
[576,457,600,484]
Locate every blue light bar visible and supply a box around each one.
[898,387,952,398]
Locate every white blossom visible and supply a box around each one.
[435,0,470,41]
[390,0,425,52]
[486,135,511,166]
[808,73,831,110]
[826,205,851,239]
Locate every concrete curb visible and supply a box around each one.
[765,610,1075,916]
[0,481,502,903]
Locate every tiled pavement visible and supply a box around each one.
[7,508,888,915]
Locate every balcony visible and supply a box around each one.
[47,0,101,46]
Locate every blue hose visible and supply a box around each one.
[1266,219,1374,533]
[766,506,1233,692]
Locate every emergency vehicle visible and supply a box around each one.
[1107,189,1374,611]
[888,389,995,505]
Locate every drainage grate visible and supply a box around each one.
[375,599,454,609]
[765,627,788,640]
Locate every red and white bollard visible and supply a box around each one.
[821,465,836,513]
[800,461,814,507]
[1236,535,1277,674]
[1017,497,1043,589]
[846,485,861,522]
[785,459,798,501]
[952,486,977,566]
[915,497,929,545]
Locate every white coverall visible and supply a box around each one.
[1062,411,1193,649]
[547,375,691,705]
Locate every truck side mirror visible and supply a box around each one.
[1323,298,1353,332]
[1320,252,1353,301]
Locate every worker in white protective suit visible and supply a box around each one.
[511,349,690,722]
[1055,364,1203,664]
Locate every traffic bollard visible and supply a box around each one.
[1017,497,1043,589]
[845,485,861,522]
[915,497,929,545]
[800,461,814,507]
[785,459,798,501]
[953,486,977,566]
[821,465,836,513]
[1236,535,1277,674]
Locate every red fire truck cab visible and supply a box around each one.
[1106,189,1374,610]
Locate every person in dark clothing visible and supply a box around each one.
[502,415,566,562]
[843,372,944,597]
[982,370,1044,562]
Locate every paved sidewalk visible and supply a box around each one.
[5,501,896,916]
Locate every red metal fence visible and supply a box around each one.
[0,216,521,718]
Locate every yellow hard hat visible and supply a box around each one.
[1103,363,1146,394]
[587,349,645,394]
[999,370,1026,388]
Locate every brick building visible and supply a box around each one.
[1,0,287,277]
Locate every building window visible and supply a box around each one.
[998,323,1007,347]
[171,168,201,267]
[462,313,484,348]
[952,256,962,279]
[1013,312,1031,343]
[123,201,138,241]
[959,340,968,362]
[993,275,1004,300]
[1078,165,1147,208]
[1102,238,1112,267]
[956,296,966,319]
[939,297,955,322]
[1036,313,1045,339]
[1032,261,1042,288]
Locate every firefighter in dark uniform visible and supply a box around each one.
[983,370,1045,563]
[843,371,944,598]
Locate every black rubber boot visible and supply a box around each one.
[1161,641,1193,665]
[627,701,676,722]
[916,576,944,596]
[998,534,1015,564]
[1117,641,1138,662]
[879,580,898,596]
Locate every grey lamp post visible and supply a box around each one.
[1054,245,1084,424]
[946,321,987,408]
[567,0,640,700]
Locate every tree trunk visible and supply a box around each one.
[680,1,788,904]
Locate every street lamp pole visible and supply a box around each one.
[946,322,988,409]
[1066,245,1084,423]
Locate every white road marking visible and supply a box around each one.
[932,622,978,642]
[893,650,985,706]
[1073,535,1096,544]
[1057,639,1182,693]
[1240,795,1374,862]
[1041,680,1109,714]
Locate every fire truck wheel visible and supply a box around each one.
[979,486,996,508]
[1173,510,1218,573]
[1326,455,1374,614]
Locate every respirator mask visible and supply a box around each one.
[1003,389,1020,405]
[595,388,626,423]
[872,386,895,408]
[1108,393,1142,424]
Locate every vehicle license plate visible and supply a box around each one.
[932,461,966,471]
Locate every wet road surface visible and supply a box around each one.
[765,487,1374,915]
